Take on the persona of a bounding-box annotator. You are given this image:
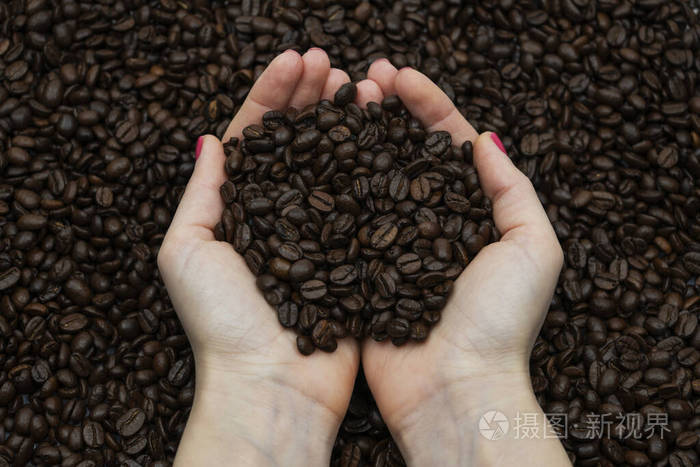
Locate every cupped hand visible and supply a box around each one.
[359,60,570,465]
[159,49,364,466]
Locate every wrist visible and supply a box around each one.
[392,371,570,466]
[391,370,529,462]
[175,357,339,466]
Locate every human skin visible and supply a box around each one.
[158,49,570,466]
[361,59,572,466]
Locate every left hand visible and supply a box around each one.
[159,49,383,466]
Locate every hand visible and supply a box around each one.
[359,60,570,465]
[159,49,366,466]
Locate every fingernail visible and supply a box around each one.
[398,66,412,72]
[491,133,506,154]
[195,136,203,160]
[309,47,323,52]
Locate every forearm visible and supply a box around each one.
[393,373,571,466]
[175,365,338,467]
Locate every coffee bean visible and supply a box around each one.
[277,302,299,328]
[682,252,700,274]
[296,335,315,355]
[300,280,328,300]
[330,265,358,285]
[59,313,88,333]
[416,272,446,288]
[432,238,452,262]
[396,253,422,274]
[311,319,336,351]
[115,120,138,144]
[0,267,20,291]
[387,318,410,338]
[308,190,335,212]
[443,192,470,213]
[396,299,423,321]
[410,176,431,202]
[82,421,104,448]
[375,273,397,298]
[292,129,322,152]
[289,259,316,282]
[370,223,398,250]
[388,173,409,201]
[116,408,145,437]
[334,83,357,107]
[17,213,47,230]
[278,242,303,261]
[3,1,697,464]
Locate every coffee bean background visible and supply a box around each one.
[0,0,698,466]
[219,89,490,355]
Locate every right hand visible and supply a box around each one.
[359,60,571,466]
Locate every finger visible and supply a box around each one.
[223,50,303,142]
[355,79,384,108]
[394,68,478,145]
[321,68,351,101]
[168,135,227,241]
[288,48,331,109]
[367,58,399,96]
[473,132,563,269]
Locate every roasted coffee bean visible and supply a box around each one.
[289,259,316,282]
[444,192,470,213]
[410,176,431,202]
[389,173,409,201]
[312,319,336,350]
[308,191,335,212]
[278,242,303,261]
[3,2,698,465]
[330,265,358,285]
[116,408,145,437]
[82,421,104,448]
[296,335,315,355]
[334,82,357,107]
[370,223,398,250]
[219,95,490,363]
[387,318,410,338]
[300,280,328,301]
[277,302,299,328]
[59,313,88,333]
[396,299,423,321]
[396,253,422,274]
[0,267,20,291]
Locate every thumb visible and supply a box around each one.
[167,135,227,241]
[473,132,563,274]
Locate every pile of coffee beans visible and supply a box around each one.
[331,369,404,466]
[1,0,698,465]
[216,84,491,354]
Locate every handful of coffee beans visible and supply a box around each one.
[215,83,495,354]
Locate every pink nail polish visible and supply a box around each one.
[195,136,203,160]
[491,133,506,154]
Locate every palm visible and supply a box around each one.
[159,49,368,421]
[174,227,358,417]
[362,241,549,424]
